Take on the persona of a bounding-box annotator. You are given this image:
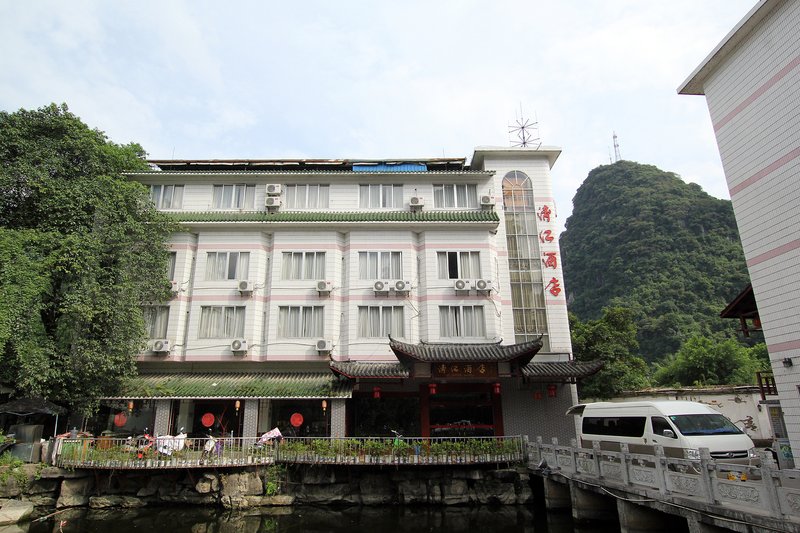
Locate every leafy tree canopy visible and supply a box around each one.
[561,161,750,362]
[571,307,651,399]
[0,104,176,416]
[653,337,769,387]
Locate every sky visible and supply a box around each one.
[0,1,757,233]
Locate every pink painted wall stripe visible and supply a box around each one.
[746,238,800,267]
[730,146,800,196]
[713,54,800,132]
[768,339,800,355]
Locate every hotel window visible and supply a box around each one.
[143,306,169,338]
[433,184,478,208]
[358,251,403,279]
[199,306,246,338]
[284,184,330,209]
[205,252,250,281]
[167,252,177,281]
[281,252,326,280]
[150,185,184,209]
[437,251,481,279]
[212,184,255,209]
[439,305,486,338]
[359,184,403,208]
[278,306,324,338]
[358,306,404,338]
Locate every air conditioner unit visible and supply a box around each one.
[480,195,496,207]
[265,197,282,208]
[393,280,412,293]
[238,280,254,294]
[453,279,471,291]
[151,339,171,353]
[316,339,333,353]
[409,196,424,209]
[475,279,494,292]
[266,184,282,196]
[230,339,248,354]
[373,280,389,293]
[316,280,333,294]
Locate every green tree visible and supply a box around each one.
[571,307,651,399]
[0,104,176,415]
[653,337,769,387]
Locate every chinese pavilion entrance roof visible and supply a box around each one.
[388,337,543,367]
[329,362,409,380]
[521,360,604,382]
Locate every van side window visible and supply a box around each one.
[582,416,646,437]
[652,416,677,438]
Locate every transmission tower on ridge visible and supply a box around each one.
[509,105,542,148]
[612,131,622,162]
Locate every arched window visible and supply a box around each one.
[502,171,549,349]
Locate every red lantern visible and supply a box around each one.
[534,391,543,400]
[428,383,437,395]
[547,384,557,398]
[373,386,381,399]
[493,382,501,395]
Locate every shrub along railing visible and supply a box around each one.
[53,435,527,469]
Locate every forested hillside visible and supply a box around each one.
[560,161,750,362]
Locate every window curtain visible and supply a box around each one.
[285,185,297,208]
[437,252,449,279]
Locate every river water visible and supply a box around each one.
[21,504,616,533]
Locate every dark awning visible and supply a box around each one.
[0,398,66,416]
[389,337,543,367]
[522,360,604,382]
[330,362,409,379]
[106,372,352,400]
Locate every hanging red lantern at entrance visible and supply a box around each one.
[493,382,501,395]
[373,386,381,399]
[428,383,437,395]
[534,391,543,400]
[547,384,557,398]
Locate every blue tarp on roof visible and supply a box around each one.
[352,163,427,172]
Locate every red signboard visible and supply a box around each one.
[433,363,498,378]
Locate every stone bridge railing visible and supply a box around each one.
[528,437,800,525]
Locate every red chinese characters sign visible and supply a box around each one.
[537,205,552,222]
[542,252,558,269]
[433,363,498,378]
[545,277,562,297]
[539,230,554,243]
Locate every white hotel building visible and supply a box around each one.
[679,0,800,464]
[101,146,599,443]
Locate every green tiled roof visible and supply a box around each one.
[110,372,352,399]
[389,337,543,367]
[168,210,499,224]
[329,362,409,379]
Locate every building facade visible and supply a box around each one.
[98,146,598,443]
[679,0,800,463]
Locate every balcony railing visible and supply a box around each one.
[53,435,527,469]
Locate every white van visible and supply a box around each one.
[567,401,757,464]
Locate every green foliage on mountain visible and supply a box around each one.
[561,161,750,362]
[653,337,769,387]
[0,104,176,415]
[571,307,651,399]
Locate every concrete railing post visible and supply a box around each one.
[698,448,715,504]
[592,441,602,481]
[653,444,669,496]
[759,450,783,516]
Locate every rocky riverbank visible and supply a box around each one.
[0,464,534,511]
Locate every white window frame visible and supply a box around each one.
[198,306,246,338]
[143,306,170,338]
[284,184,330,209]
[281,252,326,280]
[277,306,324,338]
[205,252,250,281]
[357,306,405,338]
[167,251,177,281]
[358,251,403,279]
[212,184,255,209]
[437,251,481,279]
[150,185,184,209]
[359,184,403,208]
[439,305,486,338]
[433,184,478,208]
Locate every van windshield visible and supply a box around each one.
[668,414,743,436]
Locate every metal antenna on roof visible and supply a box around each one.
[509,104,541,148]
[612,131,622,162]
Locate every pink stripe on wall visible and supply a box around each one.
[747,238,800,267]
[730,146,800,196]
[714,54,800,132]
[768,339,800,355]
